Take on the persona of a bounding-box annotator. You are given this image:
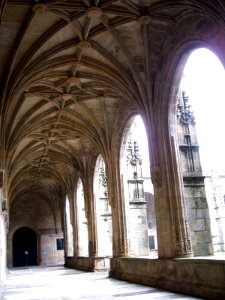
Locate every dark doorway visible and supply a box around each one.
[13,227,38,267]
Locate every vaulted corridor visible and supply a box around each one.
[1,1,225,299]
[1,266,201,300]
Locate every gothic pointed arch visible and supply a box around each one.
[76,177,88,256]
[120,115,156,257]
[93,154,112,257]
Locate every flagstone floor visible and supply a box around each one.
[1,265,202,300]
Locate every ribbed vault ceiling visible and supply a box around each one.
[0,0,224,210]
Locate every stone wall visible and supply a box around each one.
[176,93,213,256]
[110,257,225,299]
[0,176,7,297]
[184,177,213,256]
[65,256,110,271]
[0,213,7,298]
[8,197,64,267]
[40,234,64,266]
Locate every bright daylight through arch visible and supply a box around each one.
[120,115,157,257]
[180,48,225,255]
[181,48,225,172]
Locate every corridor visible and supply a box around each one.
[1,266,202,300]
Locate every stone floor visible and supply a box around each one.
[1,265,202,300]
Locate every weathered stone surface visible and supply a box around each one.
[110,257,225,299]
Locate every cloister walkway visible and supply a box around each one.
[1,265,202,300]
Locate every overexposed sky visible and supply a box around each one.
[133,48,225,175]
[132,115,150,176]
[180,48,225,173]
[131,116,154,193]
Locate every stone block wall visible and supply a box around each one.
[8,197,64,267]
[0,213,7,298]
[128,201,149,256]
[184,177,213,256]
[40,234,64,266]
[65,256,110,271]
[109,257,225,299]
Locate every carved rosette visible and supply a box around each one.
[138,15,151,25]
[86,7,102,18]
[61,93,72,101]
[32,4,48,14]
[77,41,91,49]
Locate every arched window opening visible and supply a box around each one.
[93,155,112,257]
[65,195,74,256]
[120,115,157,257]
[76,178,88,256]
[177,47,225,256]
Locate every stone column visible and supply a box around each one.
[150,165,175,258]
[107,155,128,258]
[84,176,98,257]
[69,190,79,257]
[146,101,193,258]
[0,169,7,286]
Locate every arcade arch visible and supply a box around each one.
[174,47,225,256]
[76,178,89,256]
[93,155,112,257]
[65,196,74,257]
[120,115,157,257]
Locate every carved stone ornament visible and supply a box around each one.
[99,167,108,187]
[61,93,72,101]
[177,92,195,125]
[150,166,162,188]
[127,141,142,166]
[77,41,91,49]
[0,169,3,188]
[138,15,151,25]
[32,4,48,14]
[86,7,102,18]
[3,209,8,224]
[2,199,7,211]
